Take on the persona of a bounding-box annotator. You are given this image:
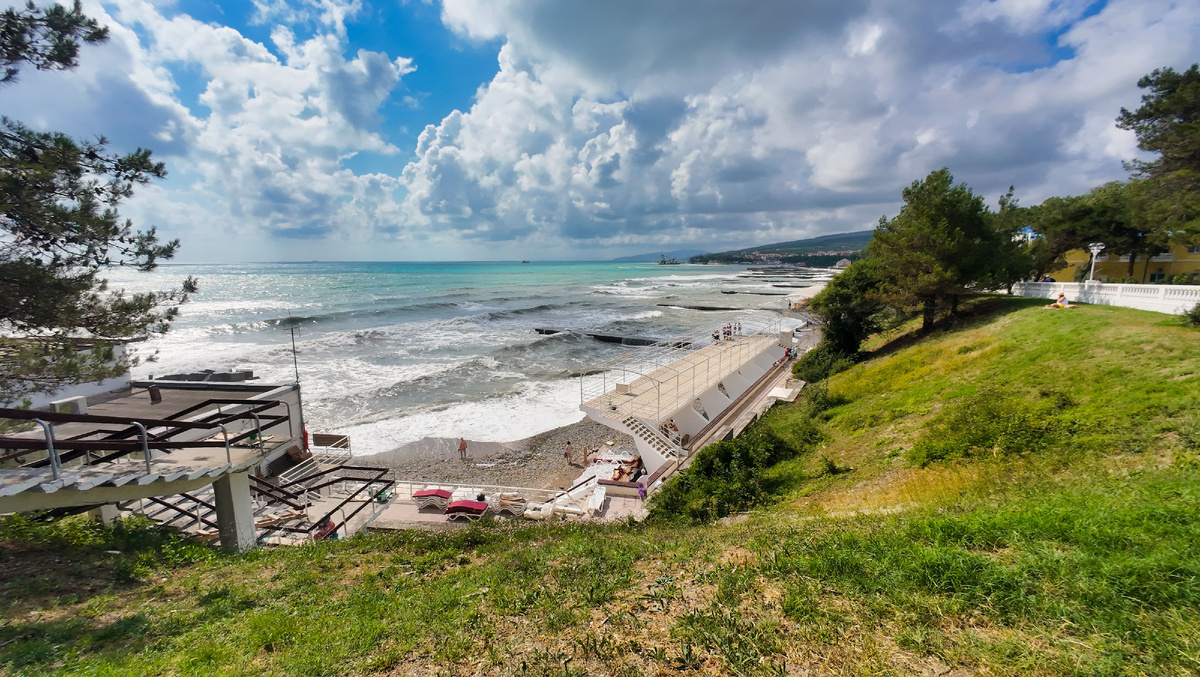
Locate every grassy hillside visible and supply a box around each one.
[610,249,707,263]
[3,298,1199,676]
[691,230,872,263]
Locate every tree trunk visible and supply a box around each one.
[950,295,959,315]
[1127,251,1136,279]
[920,298,936,334]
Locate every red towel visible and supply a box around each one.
[413,489,452,499]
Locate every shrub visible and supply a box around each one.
[818,455,849,476]
[1183,301,1200,328]
[792,342,855,383]
[650,425,815,524]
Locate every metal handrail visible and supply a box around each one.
[245,412,263,452]
[30,419,60,480]
[310,468,390,535]
[249,475,308,510]
[131,422,152,474]
[583,332,778,421]
[686,353,794,452]
[0,407,241,468]
[143,496,221,531]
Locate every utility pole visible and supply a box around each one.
[289,322,301,383]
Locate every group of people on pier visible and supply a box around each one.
[711,322,742,343]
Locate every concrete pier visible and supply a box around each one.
[213,471,257,553]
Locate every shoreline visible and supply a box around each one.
[345,279,827,488]
[354,417,637,490]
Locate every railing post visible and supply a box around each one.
[32,419,60,480]
[248,412,263,451]
[276,400,293,437]
[218,424,232,464]
[131,422,152,474]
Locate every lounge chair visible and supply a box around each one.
[586,486,607,516]
[444,499,490,521]
[412,487,452,511]
[497,492,527,517]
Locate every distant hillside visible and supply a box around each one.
[691,229,872,263]
[610,249,708,263]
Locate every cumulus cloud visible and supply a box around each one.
[4,0,413,250]
[5,0,1199,258]
[399,0,1200,252]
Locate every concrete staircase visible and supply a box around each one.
[621,416,683,460]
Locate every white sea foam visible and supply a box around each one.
[335,378,586,456]
[116,261,772,451]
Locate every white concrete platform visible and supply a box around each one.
[582,334,775,422]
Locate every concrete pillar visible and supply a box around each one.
[212,471,256,553]
[87,504,120,525]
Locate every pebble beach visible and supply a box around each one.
[355,418,636,490]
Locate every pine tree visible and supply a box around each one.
[867,168,993,333]
[0,2,195,404]
[1116,64,1200,244]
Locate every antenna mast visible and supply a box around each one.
[288,317,301,383]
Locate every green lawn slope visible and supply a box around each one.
[3,297,1199,676]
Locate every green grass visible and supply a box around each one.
[3,296,1200,675]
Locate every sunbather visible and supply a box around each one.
[1045,292,1074,309]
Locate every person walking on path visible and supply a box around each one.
[565,440,574,465]
[458,437,468,460]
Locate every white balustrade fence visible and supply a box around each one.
[1012,281,1200,315]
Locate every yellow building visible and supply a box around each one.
[1052,244,1200,283]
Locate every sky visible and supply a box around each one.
[6,0,1200,262]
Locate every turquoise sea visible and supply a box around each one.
[106,261,820,454]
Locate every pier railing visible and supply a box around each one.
[579,319,781,422]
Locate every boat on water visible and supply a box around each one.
[658,254,681,265]
[521,260,531,264]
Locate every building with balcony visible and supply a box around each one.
[1051,244,1200,283]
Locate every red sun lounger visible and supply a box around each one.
[444,499,490,521]
[412,488,452,511]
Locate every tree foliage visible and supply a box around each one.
[1116,64,1200,244]
[0,3,194,404]
[868,168,1007,332]
[806,258,887,355]
[0,1,107,83]
[978,187,1036,292]
[1026,181,1165,281]
[794,258,887,382]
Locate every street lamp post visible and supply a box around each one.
[1087,243,1105,283]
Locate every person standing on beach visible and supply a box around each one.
[565,440,574,465]
[458,437,468,460]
